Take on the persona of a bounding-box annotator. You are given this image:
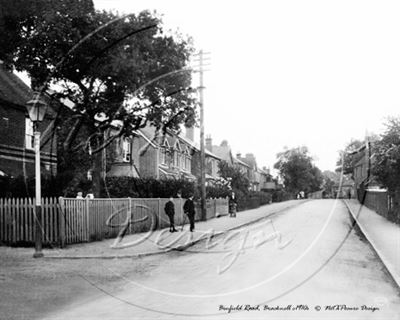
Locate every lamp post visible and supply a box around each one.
[26,93,48,258]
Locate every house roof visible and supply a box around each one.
[178,134,221,160]
[257,167,271,176]
[138,125,221,160]
[212,145,233,163]
[0,63,33,107]
[0,64,60,118]
[233,157,251,168]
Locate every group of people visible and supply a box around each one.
[76,191,94,199]
[164,195,196,232]
[165,191,239,232]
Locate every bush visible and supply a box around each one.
[0,175,63,198]
[234,190,272,212]
[103,177,230,199]
[206,185,230,198]
[272,190,293,202]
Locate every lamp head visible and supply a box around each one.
[26,93,47,123]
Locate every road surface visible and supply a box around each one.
[23,200,400,319]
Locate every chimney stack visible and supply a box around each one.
[236,152,241,159]
[185,126,194,141]
[205,134,212,152]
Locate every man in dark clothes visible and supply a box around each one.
[164,197,177,232]
[183,195,196,232]
[228,191,237,217]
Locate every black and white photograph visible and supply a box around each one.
[0,0,399,319]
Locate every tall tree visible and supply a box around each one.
[372,117,400,194]
[274,146,323,195]
[1,0,196,195]
[336,139,365,175]
[218,161,250,193]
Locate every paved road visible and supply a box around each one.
[44,200,400,319]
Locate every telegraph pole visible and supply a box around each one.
[199,50,206,221]
[192,50,210,221]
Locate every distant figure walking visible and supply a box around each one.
[229,191,237,217]
[164,197,177,232]
[183,195,196,232]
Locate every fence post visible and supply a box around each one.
[128,197,132,234]
[86,197,90,242]
[158,198,161,229]
[58,197,66,248]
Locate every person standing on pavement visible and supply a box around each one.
[183,195,196,232]
[164,196,177,232]
[229,191,237,217]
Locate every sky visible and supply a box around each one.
[43,1,400,172]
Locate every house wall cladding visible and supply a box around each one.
[0,102,57,177]
[139,142,158,178]
[0,102,26,148]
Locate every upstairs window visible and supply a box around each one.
[186,156,191,171]
[122,138,131,162]
[173,151,179,167]
[160,148,166,165]
[25,118,34,150]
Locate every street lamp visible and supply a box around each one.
[26,93,48,258]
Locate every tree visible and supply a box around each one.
[336,134,380,177]
[336,139,364,175]
[218,161,250,193]
[372,117,400,194]
[321,171,338,198]
[1,1,196,195]
[274,146,323,195]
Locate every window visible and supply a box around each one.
[181,154,186,170]
[160,148,166,164]
[173,151,179,167]
[186,156,191,171]
[25,118,34,150]
[122,138,131,162]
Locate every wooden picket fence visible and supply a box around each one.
[0,197,229,247]
[0,197,60,246]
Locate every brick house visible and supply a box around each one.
[107,126,197,181]
[236,153,259,191]
[235,153,276,192]
[351,142,380,195]
[211,139,235,166]
[207,138,255,185]
[0,64,57,178]
[258,167,276,191]
[190,134,222,185]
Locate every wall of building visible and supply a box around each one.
[0,101,57,177]
[139,138,158,178]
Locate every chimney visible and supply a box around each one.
[236,152,241,159]
[185,126,194,141]
[205,135,212,151]
[245,153,254,160]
